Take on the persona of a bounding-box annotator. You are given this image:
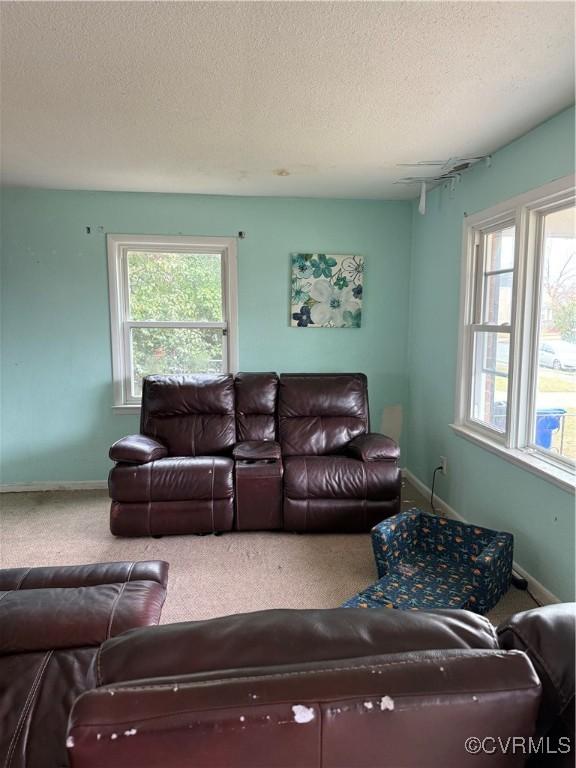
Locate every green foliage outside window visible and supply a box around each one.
[127,252,224,395]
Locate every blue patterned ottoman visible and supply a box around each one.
[342,508,513,615]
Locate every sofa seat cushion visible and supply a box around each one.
[283,455,399,501]
[342,553,479,611]
[365,510,513,615]
[109,457,234,503]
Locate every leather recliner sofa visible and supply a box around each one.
[108,372,401,537]
[66,602,575,768]
[0,560,168,768]
[2,560,573,768]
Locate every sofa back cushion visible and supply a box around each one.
[235,372,278,441]
[95,606,499,685]
[68,650,540,768]
[68,609,542,768]
[141,375,236,456]
[278,374,369,456]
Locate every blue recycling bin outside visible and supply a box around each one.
[493,401,507,432]
[535,408,567,449]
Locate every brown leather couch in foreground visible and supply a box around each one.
[108,372,402,536]
[3,560,572,767]
[66,603,575,768]
[0,561,168,768]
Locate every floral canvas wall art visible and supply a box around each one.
[291,253,364,328]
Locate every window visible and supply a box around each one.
[455,176,575,490]
[108,235,238,410]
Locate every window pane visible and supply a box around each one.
[130,327,224,397]
[533,205,576,460]
[471,332,509,432]
[483,270,513,324]
[127,252,223,322]
[485,226,515,271]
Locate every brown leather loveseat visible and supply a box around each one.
[108,372,401,537]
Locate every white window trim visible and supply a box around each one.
[107,234,238,413]
[453,174,576,492]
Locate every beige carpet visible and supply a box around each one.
[0,480,538,626]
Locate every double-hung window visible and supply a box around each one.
[455,175,575,489]
[108,235,238,411]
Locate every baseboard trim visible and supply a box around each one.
[0,481,108,493]
[402,467,561,606]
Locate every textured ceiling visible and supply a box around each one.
[1,1,574,199]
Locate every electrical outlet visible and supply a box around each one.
[440,456,447,475]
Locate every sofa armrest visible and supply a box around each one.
[475,532,514,572]
[498,603,575,752]
[109,435,168,464]
[348,433,399,462]
[233,440,282,461]
[371,508,420,576]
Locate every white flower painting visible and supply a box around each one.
[290,253,364,328]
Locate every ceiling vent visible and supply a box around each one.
[395,156,492,214]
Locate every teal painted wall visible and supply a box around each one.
[406,107,575,601]
[0,192,412,484]
[1,108,573,600]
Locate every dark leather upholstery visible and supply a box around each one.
[235,372,278,441]
[1,583,167,654]
[109,457,234,502]
[0,561,168,768]
[348,432,400,462]
[96,607,500,684]
[283,497,401,532]
[233,440,282,460]
[0,560,168,590]
[284,456,400,500]
[279,374,401,531]
[67,606,544,768]
[279,373,369,456]
[498,603,575,767]
[68,652,539,768]
[110,374,236,536]
[234,441,283,530]
[109,434,168,464]
[110,499,234,537]
[141,374,236,456]
[109,372,400,535]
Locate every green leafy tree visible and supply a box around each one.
[127,252,224,393]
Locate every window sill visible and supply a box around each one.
[450,424,575,493]
[112,404,141,415]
